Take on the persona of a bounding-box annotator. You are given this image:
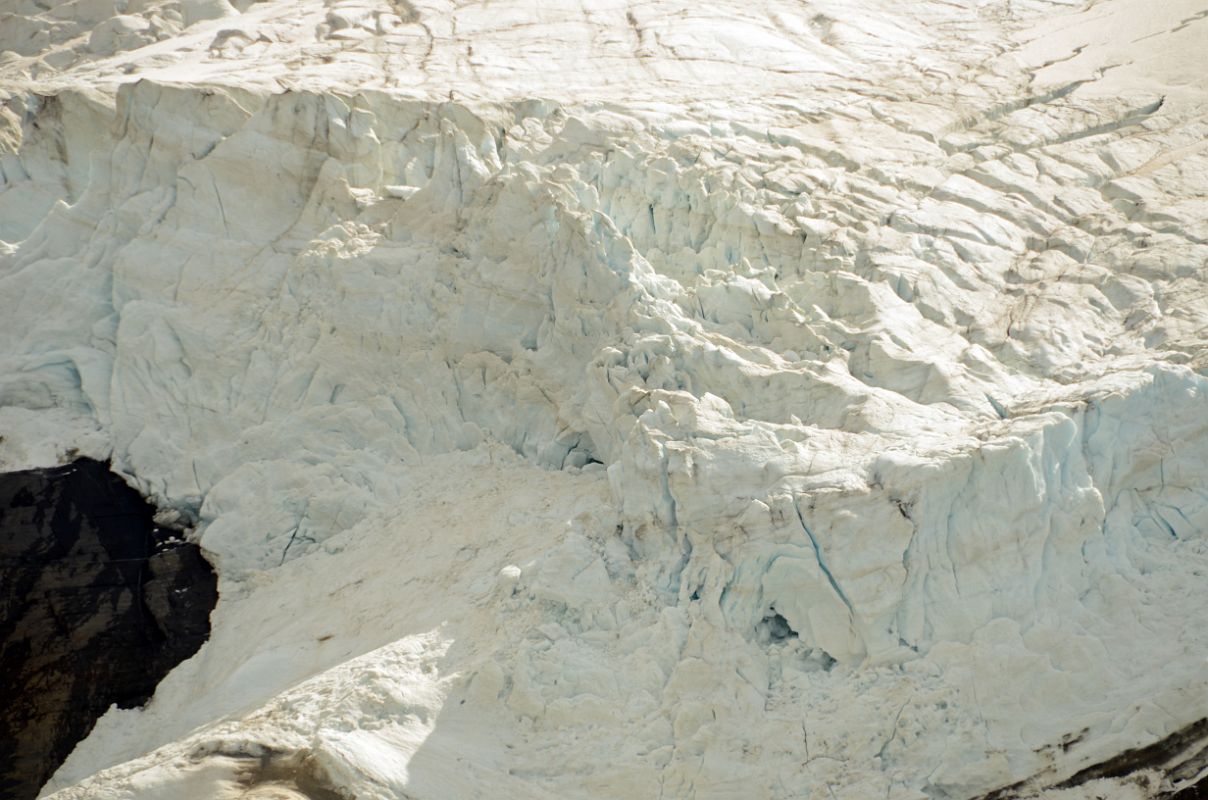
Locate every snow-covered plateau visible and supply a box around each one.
[2,0,1207,797]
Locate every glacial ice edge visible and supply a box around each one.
[2,0,1208,797]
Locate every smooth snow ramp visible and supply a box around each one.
[2,0,1208,798]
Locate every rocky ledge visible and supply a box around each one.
[0,458,217,800]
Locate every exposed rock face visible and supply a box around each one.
[0,459,216,800]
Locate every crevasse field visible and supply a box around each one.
[2,0,1208,797]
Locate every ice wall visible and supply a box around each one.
[2,0,1208,798]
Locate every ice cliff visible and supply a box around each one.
[2,0,1208,798]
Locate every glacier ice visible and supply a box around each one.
[2,0,1208,797]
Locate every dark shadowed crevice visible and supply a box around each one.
[758,610,798,642]
[0,458,218,800]
[1169,780,1208,799]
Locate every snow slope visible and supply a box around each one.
[2,0,1208,797]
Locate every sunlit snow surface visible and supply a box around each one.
[2,0,1208,798]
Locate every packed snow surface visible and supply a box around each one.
[2,0,1208,797]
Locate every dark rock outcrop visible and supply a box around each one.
[975,717,1208,799]
[0,458,217,800]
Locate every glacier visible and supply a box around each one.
[2,0,1208,797]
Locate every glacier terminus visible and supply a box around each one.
[1,0,1208,798]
